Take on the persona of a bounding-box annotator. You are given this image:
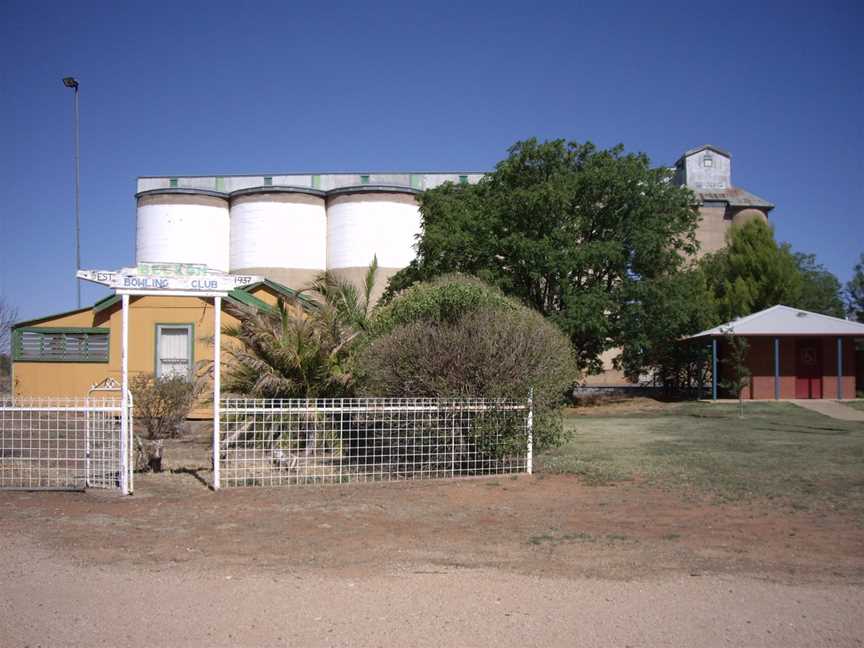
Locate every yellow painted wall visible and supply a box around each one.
[13,295,244,418]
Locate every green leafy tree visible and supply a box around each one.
[386,139,699,374]
[617,268,717,393]
[702,219,802,321]
[847,253,864,323]
[793,252,845,317]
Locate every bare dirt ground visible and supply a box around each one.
[2,468,864,647]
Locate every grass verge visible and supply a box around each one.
[538,401,864,519]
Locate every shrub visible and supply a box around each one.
[372,274,515,335]
[130,373,199,440]
[355,277,578,449]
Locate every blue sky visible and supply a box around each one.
[1,0,861,322]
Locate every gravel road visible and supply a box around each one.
[3,534,863,648]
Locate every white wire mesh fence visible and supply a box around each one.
[219,397,532,488]
[0,397,125,491]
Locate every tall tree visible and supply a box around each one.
[617,268,717,391]
[793,252,845,318]
[701,219,802,321]
[386,139,699,373]
[846,253,864,323]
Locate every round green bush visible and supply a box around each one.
[355,276,578,449]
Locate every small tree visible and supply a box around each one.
[720,330,751,418]
[130,373,200,471]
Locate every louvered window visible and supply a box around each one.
[13,328,110,362]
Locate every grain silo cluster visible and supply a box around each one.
[135,173,483,299]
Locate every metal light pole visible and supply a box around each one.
[62,76,81,308]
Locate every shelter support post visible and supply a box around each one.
[774,337,780,401]
[120,294,130,496]
[712,338,718,400]
[837,337,843,400]
[213,296,221,490]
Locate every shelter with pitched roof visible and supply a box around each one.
[688,305,864,400]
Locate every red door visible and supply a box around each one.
[795,340,822,399]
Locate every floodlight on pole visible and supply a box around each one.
[62,76,81,308]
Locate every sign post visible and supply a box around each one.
[78,264,261,493]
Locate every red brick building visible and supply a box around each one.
[690,305,864,400]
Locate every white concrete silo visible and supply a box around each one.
[136,189,230,271]
[229,187,327,291]
[326,186,421,302]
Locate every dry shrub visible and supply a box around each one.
[356,295,578,449]
[130,373,200,440]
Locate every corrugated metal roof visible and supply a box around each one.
[688,305,864,338]
[697,187,775,210]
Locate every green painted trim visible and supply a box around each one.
[360,174,370,185]
[215,176,225,191]
[92,294,121,313]
[227,289,275,313]
[311,174,321,189]
[15,326,109,334]
[410,174,422,189]
[241,279,316,307]
[154,323,195,381]
[12,327,110,363]
[459,175,469,185]
[263,176,273,186]
[169,177,179,188]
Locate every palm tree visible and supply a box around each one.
[306,255,378,334]
[222,297,351,399]
[222,257,379,399]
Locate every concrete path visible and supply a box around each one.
[792,399,864,421]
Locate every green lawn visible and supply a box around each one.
[846,400,864,413]
[538,401,864,519]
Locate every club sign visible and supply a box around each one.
[77,264,262,292]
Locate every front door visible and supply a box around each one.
[795,340,822,399]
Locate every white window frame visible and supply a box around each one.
[155,323,193,380]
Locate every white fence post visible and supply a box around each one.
[119,294,130,496]
[127,391,134,494]
[526,388,534,475]
[84,398,91,487]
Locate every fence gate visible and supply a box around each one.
[218,397,533,489]
[0,397,131,492]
